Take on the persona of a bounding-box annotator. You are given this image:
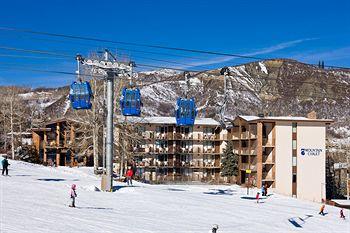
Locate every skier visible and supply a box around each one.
[340,208,346,219]
[264,184,268,196]
[256,192,260,203]
[319,204,326,216]
[126,167,133,186]
[211,224,219,233]
[69,184,77,208]
[131,160,137,179]
[261,185,265,196]
[1,156,10,176]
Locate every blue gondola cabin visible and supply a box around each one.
[120,87,142,116]
[69,81,93,110]
[175,98,197,126]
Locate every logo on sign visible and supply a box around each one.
[300,148,322,156]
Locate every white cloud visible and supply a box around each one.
[178,38,318,69]
[293,46,350,63]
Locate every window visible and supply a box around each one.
[292,157,297,166]
[241,155,249,163]
[292,174,297,183]
[292,140,297,150]
[292,122,297,133]
[262,125,267,138]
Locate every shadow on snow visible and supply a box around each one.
[112,185,140,192]
[76,206,114,210]
[167,188,187,192]
[288,215,314,228]
[37,178,66,182]
[204,189,236,195]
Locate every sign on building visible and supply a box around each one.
[300,148,323,156]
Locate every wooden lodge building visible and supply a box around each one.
[32,118,77,166]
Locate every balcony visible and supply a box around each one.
[241,131,249,139]
[262,172,274,181]
[241,148,250,155]
[231,133,240,140]
[263,155,274,164]
[203,148,214,153]
[262,138,274,147]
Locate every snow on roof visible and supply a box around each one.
[116,116,220,126]
[331,199,350,206]
[238,115,333,123]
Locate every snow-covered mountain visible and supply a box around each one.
[14,59,350,145]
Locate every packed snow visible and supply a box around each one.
[1,160,349,233]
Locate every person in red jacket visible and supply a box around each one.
[126,167,134,186]
[256,192,260,203]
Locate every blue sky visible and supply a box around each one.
[0,0,349,87]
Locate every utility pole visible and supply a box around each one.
[79,50,132,191]
[10,90,15,160]
[105,51,114,192]
[347,151,349,200]
[219,67,229,128]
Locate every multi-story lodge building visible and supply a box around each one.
[32,118,77,166]
[230,114,333,202]
[120,117,227,183]
[31,114,333,202]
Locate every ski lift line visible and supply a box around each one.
[129,54,211,70]
[0,31,221,62]
[0,65,106,78]
[0,27,265,60]
[0,53,68,60]
[136,64,200,72]
[0,46,73,58]
[2,27,350,71]
[0,44,216,71]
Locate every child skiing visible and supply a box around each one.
[126,167,133,186]
[69,184,77,208]
[319,204,326,216]
[340,208,346,219]
[256,192,260,203]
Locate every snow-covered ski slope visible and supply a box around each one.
[1,160,349,233]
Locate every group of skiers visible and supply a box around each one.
[68,163,136,208]
[256,183,268,203]
[319,201,346,220]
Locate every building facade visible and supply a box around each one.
[230,115,333,202]
[32,118,76,166]
[121,117,227,183]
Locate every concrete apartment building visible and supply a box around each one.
[120,116,227,183]
[230,114,333,202]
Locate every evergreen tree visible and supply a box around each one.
[221,141,238,177]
